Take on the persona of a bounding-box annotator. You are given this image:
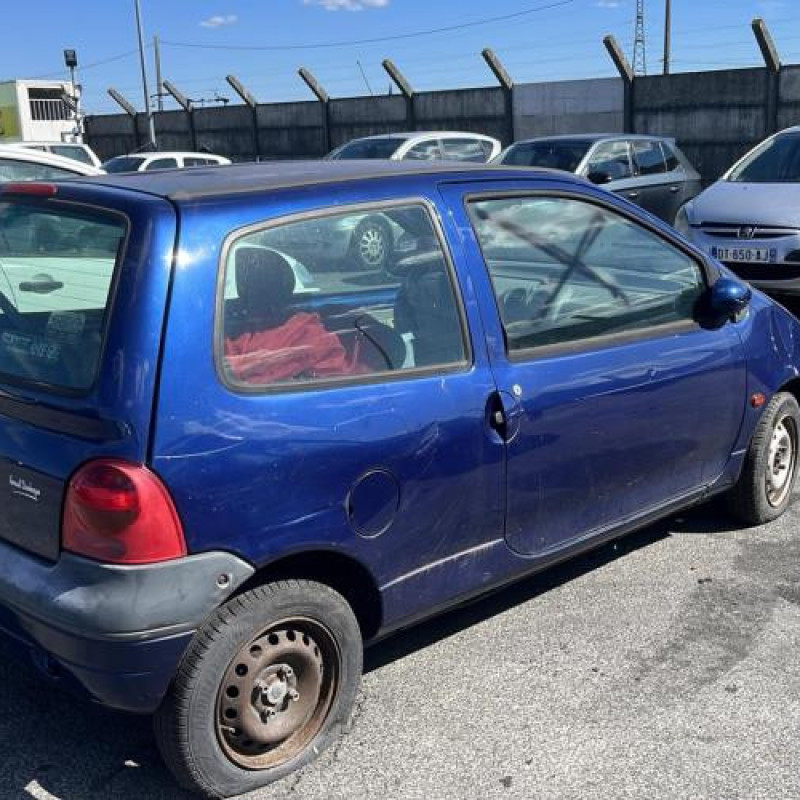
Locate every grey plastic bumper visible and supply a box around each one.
[0,538,255,641]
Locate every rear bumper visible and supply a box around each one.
[0,540,254,713]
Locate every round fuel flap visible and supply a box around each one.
[346,469,401,539]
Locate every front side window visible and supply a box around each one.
[584,141,633,181]
[632,140,667,176]
[0,200,125,390]
[218,204,467,390]
[467,195,705,353]
[0,158,81,182]
[661,142,681,172]
[327,138,404,160]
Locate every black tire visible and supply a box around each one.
[727,391,800,526]
[153,580,363,799]
[350,216,394,272]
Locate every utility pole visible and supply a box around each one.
[663,0,672,75]
[153,34,164,111]
[633,0,647,76]
[134,0,156,147]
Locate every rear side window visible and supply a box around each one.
[660,142,680,171]
[441,139,491,163]
[217,204,468,390]
[184,157,212,167]
[0,201,125,391]
[404,140,441,161]
[585,141,633,181]
[145,158,178,171]
[632,140,667,175]
[51,145,93,166]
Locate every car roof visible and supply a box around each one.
[345,131,497,143]
[70,159,573,202]
[107,151,228,160]
[0,144,101,175]
[510,133,676,145]
[9,141,92,148]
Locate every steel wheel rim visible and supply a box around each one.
[215,618,339,770]
[357,226,386,268]
[766,414,797,508]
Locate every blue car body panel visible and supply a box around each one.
[0,162,798,713]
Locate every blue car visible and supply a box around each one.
[0,161,797,797]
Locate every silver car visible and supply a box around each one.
[679,126,800,294]
[495,134,701,224]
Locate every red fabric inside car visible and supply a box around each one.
[224,311,369,385]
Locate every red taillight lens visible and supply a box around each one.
[62,459,186,565]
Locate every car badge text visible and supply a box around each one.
[9,475,41,502]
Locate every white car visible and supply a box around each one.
[103,151,231,173]
[327,131,501,163]
[6,141,102,168]
[0,145,103,182]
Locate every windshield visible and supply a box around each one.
[728,134,800,183]
[0,200,125,391]
[498,140,593,173]
[327,138,404,160]
[103,156,145,173]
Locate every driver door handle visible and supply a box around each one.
[627,191,639,199]
[669,185,681,193]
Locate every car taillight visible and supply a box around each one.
[62,459,186,565]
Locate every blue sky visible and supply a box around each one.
[2,0,798,116]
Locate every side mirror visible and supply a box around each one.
[587,170,612,185]
[710,277,751,318]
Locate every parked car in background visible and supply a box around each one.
[0,161,797,797]
[495,134,701,224]
[7,141,101,168]
[102,151,231,173]
[0,144,102,182]
[327,131,501,163]
[677,126,800,294]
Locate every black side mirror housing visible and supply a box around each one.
[587,170,612,185]
[710,276,751,318]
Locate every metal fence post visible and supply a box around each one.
[752,17,782,135]
[603,35,635,132]
[163,80,196,151]
[482,48,514,145]
[382,60,415,130]
[107,87,142,150]
[298,68,331,154]
[226,74,260,160]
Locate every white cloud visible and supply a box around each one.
[200,14,238,27]
[303,0,389,11]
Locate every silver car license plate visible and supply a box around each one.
[710,246,777,263]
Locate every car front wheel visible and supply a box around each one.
[728,391,800,525]
[154,580,363,798]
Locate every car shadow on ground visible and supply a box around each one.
[0,502,734,799]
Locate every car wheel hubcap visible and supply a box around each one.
[216,620,338,770]
[358,228,385,267]
[766,415,797,508]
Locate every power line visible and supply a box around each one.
[160,0,576,52]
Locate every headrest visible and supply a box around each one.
[234,247,296,320]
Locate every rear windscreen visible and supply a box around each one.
[0,200,126,392]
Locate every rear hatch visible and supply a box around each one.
[0,181,176,561]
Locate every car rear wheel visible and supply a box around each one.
[350,216,393,271]
[154,580,362,798]
[727,391,800,525]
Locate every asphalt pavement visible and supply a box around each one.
[4,493,800,800]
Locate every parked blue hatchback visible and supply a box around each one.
[0,160,798,797]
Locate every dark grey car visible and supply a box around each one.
[495,134,702,224]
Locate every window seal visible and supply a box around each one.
[213,196,473,396]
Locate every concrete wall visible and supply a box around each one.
[85,64,800,177]
[513,77,624,139]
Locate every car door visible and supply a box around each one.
[661,141,700,222]
[440,181,747,557]
[622,139,677,221]
[152,194,507,621]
